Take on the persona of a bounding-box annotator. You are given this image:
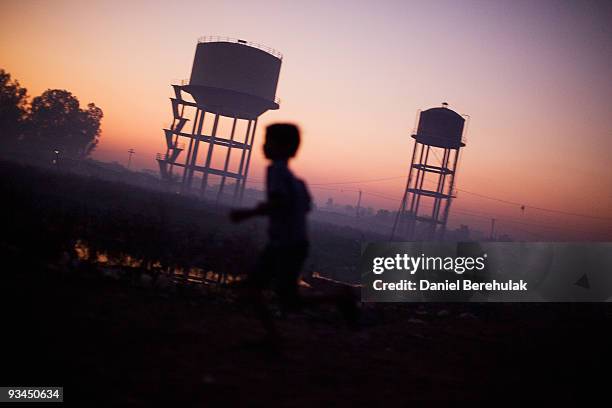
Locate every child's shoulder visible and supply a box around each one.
[268,162,294,178]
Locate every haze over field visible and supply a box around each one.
[1,0,611,239]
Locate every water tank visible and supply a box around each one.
[182,37,282,119]
[413,107,465,149]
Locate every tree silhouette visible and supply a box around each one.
[0,69,28,147]
[28,89,103,158]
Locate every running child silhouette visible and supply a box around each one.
[230,123,356,340]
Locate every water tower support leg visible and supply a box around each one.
[413,145,430,216]
[233,120,252,204]
[187,110,205,188]
[169,103,185,177]
[217,116,238,203]
[391,141,418,240]
[181,109,199,188]
[408,143,425,214]
[200,113,220,195]
[432,147,450,224]
[239,118,258,203]
[438,148,461,240]
[405,143,426,239]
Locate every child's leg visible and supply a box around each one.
[279,244,359,327]
[244,286,278,339]
[246,246,280,339]
[275,244,308,313]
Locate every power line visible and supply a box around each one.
[454,187,612,222]
[450,207,594,235]
[247,178,401,202]
[430,148,612,222]
[248,175,603,238]
[451,209,548,239]
[247,172,612,222]
[310,176,405,186]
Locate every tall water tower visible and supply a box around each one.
[391,103,468,240]
[157,36,282,203]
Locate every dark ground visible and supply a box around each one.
[2,260,611,406]
[1,161,611,405]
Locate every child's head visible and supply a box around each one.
[263,123,300,161]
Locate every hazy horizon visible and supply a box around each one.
[2,0,611,240]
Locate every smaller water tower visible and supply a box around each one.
[391,103,468,240]
[157,36,282,203]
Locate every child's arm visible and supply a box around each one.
[229,194,285,223]
[229,204,266,223]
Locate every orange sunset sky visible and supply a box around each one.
[1,0,611,240]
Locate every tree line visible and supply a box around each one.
[0,69,103,160]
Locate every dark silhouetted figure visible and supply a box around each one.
[231,124,310,338]
[231,123,357,344]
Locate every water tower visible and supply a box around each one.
[157,36,282,203]
[391,103,468,240]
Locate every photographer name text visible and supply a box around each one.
[370,253,527,292]
[373,279,528,292]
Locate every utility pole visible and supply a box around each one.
[355,190,362,218]
[490,218,496,241]
[127,148,135,170]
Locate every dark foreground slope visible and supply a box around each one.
[3,261,611,405]
[1,161,611,405]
